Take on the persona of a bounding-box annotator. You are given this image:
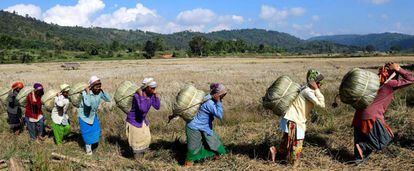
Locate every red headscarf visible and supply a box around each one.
[11,82,24,90]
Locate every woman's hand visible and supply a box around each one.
[309,81,319,90]
[85,86,90,94]
[388,62,401,71]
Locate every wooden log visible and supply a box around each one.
[9,157,24,171]
[51,153,103,169]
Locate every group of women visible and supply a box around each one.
[4,62,414,166]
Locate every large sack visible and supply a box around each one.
[42,89,59,112]
[173,85,206,122]
[114,81,139,114]
[16,87,34,114]
[69,82,88,108]
[0,87,10,107]
[262,76,301,116]
[339,68,380,109]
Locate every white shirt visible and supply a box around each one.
[51,94,70,125]
[283,86,325,132]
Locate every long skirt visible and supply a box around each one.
[278,119,303,164]
[354,119,393,159]
[126,122,151,153]
[52,123,71,145]
[186,126,226,162]
[79,116,101,145]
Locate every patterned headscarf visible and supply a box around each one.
[307,69,324,84]
[210,83,226,95]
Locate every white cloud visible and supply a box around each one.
[4,4,42,19]
[290,7,306,16]
[367,0,390,5]
[260,5,306,24]
[43,0,105,27]
[312,15,320,21]
[292,23,313,31]
[93,3,161,30]
[176,8,216,25]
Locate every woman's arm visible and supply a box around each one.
[388,68,414,89]
[151,96,161,110]
[100,91,111,102]
[82,91,91,107]
[206,100,223,120]
[303,88,325,108]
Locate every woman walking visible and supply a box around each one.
[25,83,45,141]
[78,76,111,155]
[353,63,414,163]
[269,69,325,167]
[126,78,160,158]
[184,83,227,166]
[51,84,71,145]
[7,82,24,135]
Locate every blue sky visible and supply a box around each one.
[1,0,413,39]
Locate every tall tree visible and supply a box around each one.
[144,40,156,59]
[189,36,209,56]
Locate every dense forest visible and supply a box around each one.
[2,10,407,63]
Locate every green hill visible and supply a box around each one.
[309,33,414,52]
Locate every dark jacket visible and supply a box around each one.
[7,90,22,124]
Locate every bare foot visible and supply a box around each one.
[269,146,277,162]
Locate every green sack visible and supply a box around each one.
[339,68,380,109]
[16,87,34,114]
[42,89,59,112]
[0,87,10,107]
[173,85,206,122]
[69,82,88,108]
[114,81,139,114]
[262,75,301,116]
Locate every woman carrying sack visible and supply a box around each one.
[25,83,45,141]
[51,84,71,145]
[78,76,111,155]
[126,78,160,158]
[269,69,326,167]
[7,82,24,135]
[184,83,227,166]
[353,63,414,163]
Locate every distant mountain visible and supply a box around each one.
[0,10,357,54]
[309,33,414,51]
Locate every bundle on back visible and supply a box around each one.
[115,81,139,114]
[0,87,10,107]
[172,85,206,122]
[339,68,380,109]
[69,82,88,108]
[16,87,34,113]
[262,75,301,116]
[42,89,59,112]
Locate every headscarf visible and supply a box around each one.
[89,75,101,87]
[307,69,324,84]
[11,82,24,90]
[33,83,43,91]
[141,77,157,89]
[210,83,226,95]
[60,84,71,92]
[378,65,397,85]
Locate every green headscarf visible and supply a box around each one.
[307,69,324,84]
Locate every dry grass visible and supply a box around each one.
[0,56,413,170]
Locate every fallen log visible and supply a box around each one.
[9,157,24,171]
[51,152,103,169]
